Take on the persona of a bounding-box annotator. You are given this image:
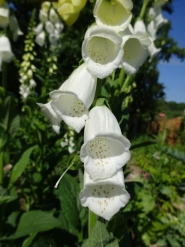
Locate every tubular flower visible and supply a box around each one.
[148,7,168,31]
[94,0,133,32]
[45,21,55,34]
[50,63,97,133]
[82,25,123,79]
[35,31,46,46]
[0,1,9,28]
[134,20,160,61]
[37,101,61,134]
[80,169,130,221]
[39,9,48,23]
[41,1,51,12]
[49,8,59,23]
[80,105,131,181]
[9,15,23,41]
[120,26,151,75]
[0,35,14,62]
[33,23,43,35]
[57,0,87,26]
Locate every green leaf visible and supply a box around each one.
[108,212,126,240]
[82,220,114,247]
[8,145,37,188]
[4,210,62,239]
[6,211,20,227]
[96,98,106,106]
[54,173,81,236]
[22,233,37,247]
[160,185,172,196]
[105,240,119,247]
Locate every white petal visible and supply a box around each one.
[82,25,123,79]
[35,31,46,46]
[45,21,54,34]
[39,9,48,23]
[9,15,23,41]
[134,19,146,34]
[147,21,157,41]
[94,0,133,32]
[50,63,97,133]
[80,106,131,180]
[33,23,43,35]
[80,169,130,221]
[0,2,9,28]
[148,38,161,61]
[49,8,59,23]
[37,102,61,134]
[0,36,14,62]
[121,34,150,75]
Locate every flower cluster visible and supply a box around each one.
[39,0,169,220]
[34,2,64,47]
[0,1,23,71]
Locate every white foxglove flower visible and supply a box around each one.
[19,85,30,99]
[45,21,54,34]
[49,31,60,45]
[148,37,161,61]
[0,36,14,62]
[80,169,130,221]
[147,20,157,41]
[50,63,97,133]
[33,23,43,35]
[9,15,23,41]
[37,101,61,134]
[120,30,150,75]
[55,22,64,33]
[148,7,167,31]
[94,0,133,32]
[35,31,45,46]
[41,1,51,12]
[49,8,59,23]
[80,105,131,181]
[82,25,123,79]
[39,9,48,23]
[0,1,9,28]
[29,79,36,88]
[134,19,146,34]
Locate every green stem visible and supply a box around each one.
[138,0,151,20]
[88,210,97,237]
[121,74,135,93]
[118,68,125,88]
[95,78,102,99]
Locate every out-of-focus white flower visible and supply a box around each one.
[55,22,64,33]
[29,79,36,88]
[35,31,46,46]
[148,7,168,31]
[9,15,23,41]
[39,9,48,23]
[19,85,31,99]
[41,1,51,12]
[50,63,97,133]
[80,105,131,181]
[49,31,60,45]
[148,37,161,61]
[33,23,43,35]
[147,20,157,41]
[134,20,160,61]
[0,1,9,28]
[80,169,130,221]
[37,101,61,134]
[45,21,54,34]
[0,56,2,71]
[0,35,14,62]
[82,25,123,79]
[49,7,59,23]
[120,25,151,75]
[94,0,133,32]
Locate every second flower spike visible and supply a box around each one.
[50,63,97,133]
[80,105,131,180]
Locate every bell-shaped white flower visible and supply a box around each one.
[120,26,151,75]
[94,0,133,32]
[148,37,161,61]
[134,19,146,34]
[80,105,131,181]
[29,79,36,88]
[55,22,64,33]
[19,84,30,99]
[37,101,61,134]
[45,21,54,34]
[33,23,43,35]
[0,1,9,28]
[148,7,168,31]
[80,169,130,221]
[82,25,123,79]
[50,63,97,133]
[41,1,51,12]
[49,31,60,45]
[39,9,48,23]
[35,31,46,46]
[9,15,23,41]
[147,20,157,41]
[0,35,14,62]
[49,8,59,23]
